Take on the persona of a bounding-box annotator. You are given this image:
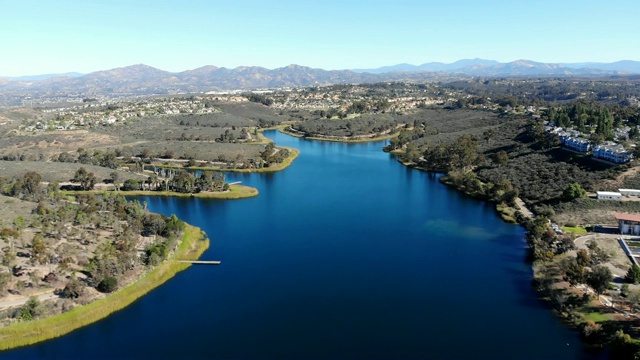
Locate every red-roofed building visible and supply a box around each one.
[614,213,640,235]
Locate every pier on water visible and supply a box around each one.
[178,260,221,265]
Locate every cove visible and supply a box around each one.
[5,130,603,359]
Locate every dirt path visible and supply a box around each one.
[603,165,640,189]
[0,289,58,310]
[515,197,534,219]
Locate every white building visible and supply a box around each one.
[615,213,640,235]
[563,137,591,153]
[597,191,622,201]
[619,189,640,197]
[592,143,633,164]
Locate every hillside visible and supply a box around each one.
[2,59,639,106]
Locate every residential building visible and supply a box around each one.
[592,143,633,164]
[563,136,591,153]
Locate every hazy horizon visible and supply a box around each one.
[3,0,639,77]
[4,57,640,79]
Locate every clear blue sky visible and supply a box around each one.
[1,0,638,76]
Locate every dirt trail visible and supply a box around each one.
[603,166,640,189]
[515,197,534,219]
[0,289,57,310]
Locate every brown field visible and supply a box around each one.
[0,161,146,183]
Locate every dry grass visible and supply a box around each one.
[0,223,209,350]
[0,195,35,229]
[0,161,145,183]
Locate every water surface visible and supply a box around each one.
[6,131,602,359]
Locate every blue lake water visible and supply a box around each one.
[5,131,604,359]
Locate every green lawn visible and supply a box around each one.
[563,226,588,235]
[581,310,613,323]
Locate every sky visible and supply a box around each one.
[1,0,639,76]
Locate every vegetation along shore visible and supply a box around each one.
[4,78,640,357]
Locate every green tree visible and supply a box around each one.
[73,167,96,190]
[493,151,509,166]
[621,284,630,297]
[589,133,605,147]
[31,233,48,265]
[47,181,61,200]
[482,129,495,145]
[13,216,24,245]
[97,276,118,293]
[100,152,119,169]
[61,278,85,299]
[122,179,141,191]
[628,290,640,311]
[22,171,42,197]
[18,296,41,321]
[625,264,640,284]
[562,257,586,286]
[110,172,120,191]
[404,143,421,163]
[576,249,591,267]
[169,170,195,193]
[587,265,613,295]
[562,182,587,201]
[588,241,610,265]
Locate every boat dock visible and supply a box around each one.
[178,260,221,265]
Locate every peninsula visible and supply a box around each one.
[3,76,640,356]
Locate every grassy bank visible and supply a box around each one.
[496,203,518,224]
[0,223,209,350]
[63,184,259,200]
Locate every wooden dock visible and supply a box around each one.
[178,260,221,265]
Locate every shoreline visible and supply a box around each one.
[0,223,209,351]
[62,184,259,200]
[143,147,300,174]
[278,125,399,143]
[391,156,639,354]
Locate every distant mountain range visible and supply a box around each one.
[1,59,639,102]
[4,72,85,81]
[354,58,640,76]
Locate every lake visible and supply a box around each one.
[5,130,603,359]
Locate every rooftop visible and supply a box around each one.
[613,212,640,222]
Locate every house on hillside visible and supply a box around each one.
[592,143,633,164]
[614,213,640,235]
[563,136,591,153]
